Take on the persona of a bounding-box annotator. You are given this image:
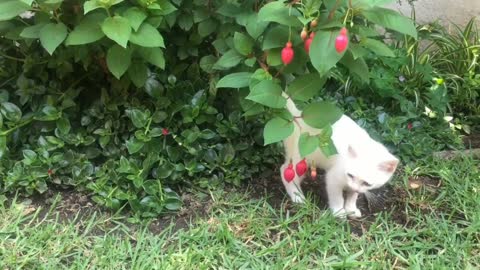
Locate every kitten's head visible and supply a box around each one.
[343,143,399,193]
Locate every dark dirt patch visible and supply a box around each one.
[463,134,480,149]
[6,169,443,237]
[245,171,411,235]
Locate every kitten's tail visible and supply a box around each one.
[282,92,302,117]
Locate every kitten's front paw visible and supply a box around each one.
[331,208,347,218]
[291,194,305,204]
[346,208,362,218]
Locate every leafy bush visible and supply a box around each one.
[0,0,422,215]
[426,19,480,116]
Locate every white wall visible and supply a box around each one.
[387,0,480,27]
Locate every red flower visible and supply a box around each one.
[407,123,413,130]
[162,128,169,135]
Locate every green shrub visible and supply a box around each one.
[0,0,421,215]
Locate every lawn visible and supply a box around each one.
[1,156,479,269]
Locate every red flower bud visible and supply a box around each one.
[281,42,294,65]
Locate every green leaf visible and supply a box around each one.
[157,162,174,178]
[340,51,369,82]
[102,16,132,48]
[128,62,148,88]
[263,117,294,145]
[22,149,37,165]
[318,125,337,157]
[177,14,193,30]
[199,55,216,73]
[130,23,164,48]
[351,0,395,8]
[287,73,326,101]
[20,23,46,39]
[19,0,34,5]
[233,32,254,56]
[216,3,242,17]
[125,108,148,128]
[310,30,346,75]
[150,0,177,15]
[83,0,102,14]
[35,105,61,121]
[0,1,31,21]
[246,80,286,109]
[217,72,252,89]
[65,13,106,45]
[56,117,71,134]
[213,49,244,70]
[363,7,417,39]
[137,47,165,69]
[262,25,302,50]
[302,101,343,128]
[1,102,22,122]
[361,38,395,57]
[39,23,68,55]
[124,7,147,31]
[198,19,217,37]
[258,2,302,27]
[298,133,319,158]
[246,13,269,39]
[348,43,369,59]
[193,8,209,23]
[165,198,181,210]
[106,45,131,79]
[249,68,273,88]
[319,138,337,157]
[0,135,6,158]
[126,137,144,154]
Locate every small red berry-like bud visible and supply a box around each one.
[339,27,347,36]
[281,43,294,65]
[295,159,307,176]
[304,38,313,53]
[310,168,317,179]
[310,32,315,39]
[162,128,169,135]
[407,123,413,130]
[311,19,318,28]
[48,169,54,176]
[300,28,308,40]
[335,30,348,53]
[284,163,296,182]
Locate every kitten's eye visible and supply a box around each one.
[347,173,354,179]
[362,181,372,187]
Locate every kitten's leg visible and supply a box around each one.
[344,190,361,218]
[280,162,305,203]
[325,170,346,217]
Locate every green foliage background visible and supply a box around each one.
[0,0,472,216]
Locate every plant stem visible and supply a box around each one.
[0,53,25,62]
[0,118,34,136]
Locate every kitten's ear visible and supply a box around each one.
[379,159,399,173]
[348,145,357,158]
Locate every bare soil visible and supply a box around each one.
[16,172,416,236]
[463,134,480,148]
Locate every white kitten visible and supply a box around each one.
[280,94,399,218]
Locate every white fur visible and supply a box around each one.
[280,94,399,218]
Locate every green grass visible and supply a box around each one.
[1,157,479,269]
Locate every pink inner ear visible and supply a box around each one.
[348,145,357,158]
[379,160,399,173]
